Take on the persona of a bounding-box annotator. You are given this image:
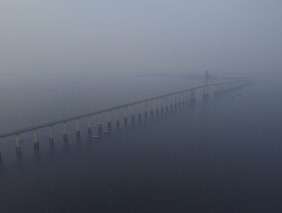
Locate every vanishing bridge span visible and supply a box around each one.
[0,81,249,160]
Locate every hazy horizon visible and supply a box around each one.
[1,0,281,77]
[1,2,282,212]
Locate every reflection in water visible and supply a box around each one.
[1,77,282,212]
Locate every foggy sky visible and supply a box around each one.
[1,0,281,76]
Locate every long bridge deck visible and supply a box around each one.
[0,81,250,160]
[0,82,246,140]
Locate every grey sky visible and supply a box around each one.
[1,0,281,76]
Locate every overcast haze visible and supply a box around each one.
[1,0,282,76]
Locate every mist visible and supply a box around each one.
[1,1,282,212]
[1,0,282,77]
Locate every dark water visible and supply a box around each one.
[1,75,282,212]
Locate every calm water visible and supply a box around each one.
[1,75,282,212]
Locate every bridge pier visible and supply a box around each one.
[150,109,154,119]
[183,92,187,107]
[87,117,92,134]
[116,119,120,128]
[178,94,181,108]
[124,117,128,126]
[98,117,102,133]
[16,135,21,156]
[96,114,101,133]
[157,99,161,116]
[122,107,127,126]
[105,112,111,133]
[131,114,135,124]
[185,92,189,107]
[172,94,177,110]
[216,85,222,96]
[63,123,68,141]
[76,120,80,137]
[33,131,39,150]
[203,70,210,99]
[132,106,136,125]
[92,115,100,138]
[219,85,223,96]
[85,117,90,134]
[49,126,54,145]
[176,96,179,109]
[143,102,148,120]
[107,121,112,131]
[137,103,142,121]
[189,91,193,106]
[156,108,159,117]
[190,89,196,105]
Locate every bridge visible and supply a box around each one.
[0,80,250,161]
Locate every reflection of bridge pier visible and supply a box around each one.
[0,80,250,161]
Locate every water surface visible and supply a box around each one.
[1,75,282,212]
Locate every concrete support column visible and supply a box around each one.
[150,100,154,118]
[76,120,80,137]
[170,95,173,112]
[123,108,128,126]
[16,135,21,156]
[160,98,164,115]
[131,106,135,124]
[165,97,169,113]
[155,99,159,116]
[49,126,54,144]
[174,94,177,109]
[107,112,112,131]
[137,103,141,121]
[33,131,39,150]
[144,102,148,119]
[97,115,102,133]
[116,118,120,128]
[116,109,120,128]
[87,117,92,134]
[190,90,194,105]
[63,123,68,141]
